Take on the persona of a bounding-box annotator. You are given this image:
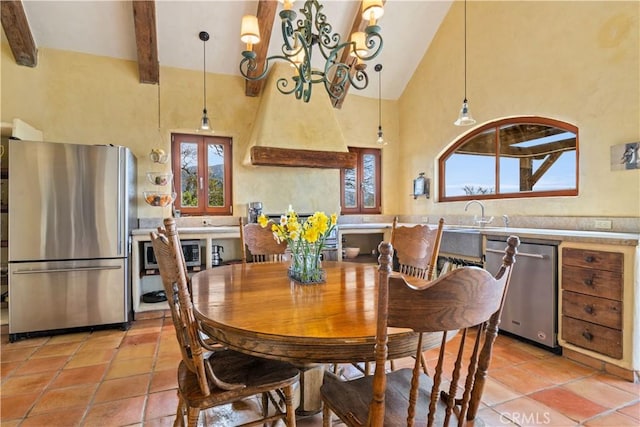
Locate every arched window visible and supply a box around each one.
[438,117,578,201]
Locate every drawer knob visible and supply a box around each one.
[584,255,595,263]
[584,305,594,314]
[582,331,593,341]
[583,275,595,286]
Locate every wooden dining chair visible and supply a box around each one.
[239,217,289,263]
[390,217,445,281]
[321,236,520,427]
[150,218,299,427]
[389,217,445,374]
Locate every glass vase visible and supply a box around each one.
[288,244,325,285]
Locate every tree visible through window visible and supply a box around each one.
[171,133,232,215]
[341,147,381,214]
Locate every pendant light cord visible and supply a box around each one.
[463,0,468,101]
[157,83,161,130]
[203,36,207,112]
[378,67,382,127]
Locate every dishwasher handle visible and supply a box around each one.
[485,248,545,259]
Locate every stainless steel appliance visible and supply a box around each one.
[211,245,224,266]
[8,140,136,341]
[485,237,560,351]
[143,240,201,270]
[248,202,263,223]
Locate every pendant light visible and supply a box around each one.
[375,64,387,146]
[454,0,476,126]
[199,31,210,131]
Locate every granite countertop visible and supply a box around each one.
[131,222,639,246]
[337,223,639,246]
[131,225,239,236]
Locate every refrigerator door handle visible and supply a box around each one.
[117,148,123,256]
[13,265,122,274]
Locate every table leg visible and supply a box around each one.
[295,364,325,416]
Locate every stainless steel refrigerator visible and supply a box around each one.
[8,140,136,340]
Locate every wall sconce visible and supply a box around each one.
[413,172,430,199]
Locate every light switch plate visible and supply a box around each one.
[594,220,612,230]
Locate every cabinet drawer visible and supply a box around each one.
[562,265,622,300]
[562,316,622,359]
[562,248,623,273]
[562,291,622,330]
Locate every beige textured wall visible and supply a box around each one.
[1,41,398,219]
[399,1,639,219]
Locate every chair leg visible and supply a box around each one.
[261,392,269,419]
[186,407,200,427]
[283,385,296,427]
[420,352,430,375]
[322,403,332,427]
[174,395,185,427]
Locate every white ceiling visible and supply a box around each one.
[17,0,453,100]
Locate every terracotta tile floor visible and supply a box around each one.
[1,311,638,427]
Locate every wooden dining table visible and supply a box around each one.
[190,260,443,414]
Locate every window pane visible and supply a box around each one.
[180,142,199,207]
[362,153,377,208]
[445,153,496,196]
[208,143,225,207]
[343,168,357,208]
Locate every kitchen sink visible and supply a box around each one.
[439,227,483,259]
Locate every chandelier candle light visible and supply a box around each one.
[239,0,384,103]
[258,207,337,284]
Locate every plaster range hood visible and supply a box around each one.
[244,63,356,169]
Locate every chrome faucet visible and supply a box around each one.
[464,200,493,227]
[502,214,510,228]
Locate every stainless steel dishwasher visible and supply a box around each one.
[485,237,560,351]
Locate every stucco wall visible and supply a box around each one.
[399,0,639,219]
[1,40,398,219]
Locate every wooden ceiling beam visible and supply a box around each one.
[331,0,386,109]
[132,0,159,84]
[1,0,37,67]
[245,0,278,97]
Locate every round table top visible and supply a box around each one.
[191,261,441,364]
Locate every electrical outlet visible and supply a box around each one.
[421,216,429,223]
[362,216,372,223]
[594,220,612,230]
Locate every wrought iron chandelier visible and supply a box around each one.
[239,0,384,103]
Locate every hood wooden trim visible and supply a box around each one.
[251,146,356,169]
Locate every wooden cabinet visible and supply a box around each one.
[561,247,623,359]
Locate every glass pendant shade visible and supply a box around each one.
[454,99,476,126]
[376,125,387,146]
[201,109,210,130]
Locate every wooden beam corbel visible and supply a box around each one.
[1,0,37,67]
[245,0,278,97]
[132,0,159,84]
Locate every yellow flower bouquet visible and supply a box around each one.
[259,207,337,284]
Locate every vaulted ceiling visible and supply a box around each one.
[1,0,453,105]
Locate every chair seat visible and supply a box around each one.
[179,350,300,409]
[321,368,484,427]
